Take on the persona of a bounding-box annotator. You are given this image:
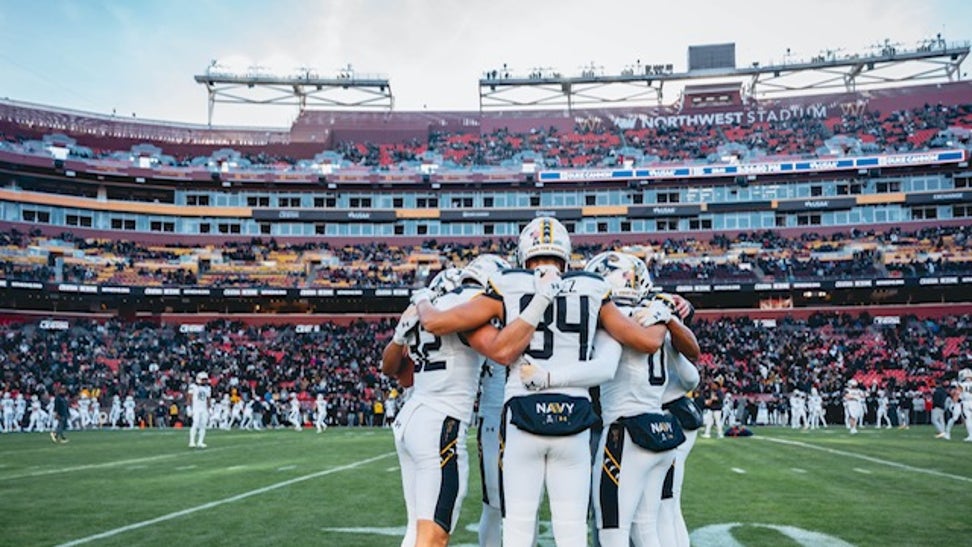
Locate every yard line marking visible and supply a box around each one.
[0,451,211,482]
[57,452,394,546]
[731,467,746,474]
[854,468,872,475]
[176,465,197,471]
[759,436,972,483]
[386,466,399,472]
[277,465,297,471]
[127,465,148,471]
[790,468,807,474]
[225,465,246,472]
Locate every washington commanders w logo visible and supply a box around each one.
[574,116,603,131]
[839,100,868,117]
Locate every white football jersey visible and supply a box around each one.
[404,285,486,423]
[1,396,12,413]
[189,384,212,412]
[600,305,680,425]
[960,380,972,404]
[487,269,609,402]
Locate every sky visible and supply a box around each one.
[1,0,970,128]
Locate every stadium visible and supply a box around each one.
[1,6,971,546]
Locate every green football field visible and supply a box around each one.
[1,425,970,546]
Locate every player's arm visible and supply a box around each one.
[519,330,623,389]
[670,353,701,392]
[464,321,536,367]
[598,301,666,354]
[666,317,701,363]
[381,341,409,378]
[381,305,421,378]
[414,294,502,336]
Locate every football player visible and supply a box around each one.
[25,394,44,432]
[382,264,538,547]
[790,390,808,430]
[288,393,302,431]
[459,255,514,547]
[411,218,663,547]
[187,372,212,448]
[808,387,826,429]
[1,392,14,432]
[78,391,92,430]
[90,395,102,429]
[14,393,25,431]
[315,393,329,433]
[875,389,892,429]
[844,379,865,434]
[108,394,122,429]
[957,368,972,442]
[123,395,137,429]
[584,252,700,547]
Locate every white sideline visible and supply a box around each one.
[759,436,972,483]
[57,452,395,546]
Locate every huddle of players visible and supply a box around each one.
[382,216,702,547]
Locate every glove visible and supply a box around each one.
[517,357,550,391]
[534,268,563,301]
[186,407,193,418]
[392,306,419,345]
[652,293,679,315]
[410,288,435,306]
[633,300,672,327]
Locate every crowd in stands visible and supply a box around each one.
[0,311,967,430]
[4,95,971,171]
[0,224,969,289]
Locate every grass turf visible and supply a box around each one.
[0,424,969,546]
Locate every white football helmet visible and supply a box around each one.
[461,254,510,288]
[847,379,859,388]
[959,368,972,381]
[428,267,462,296]
[196,371,209,384]
[584,251,652,306]
[517,217,571,269]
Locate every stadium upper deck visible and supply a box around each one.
[0,81,968,249]
[1,81,970,171]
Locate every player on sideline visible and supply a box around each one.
[187,372,212,448]
[315,393,328,433]
[2,391,15,432]
[108,394,122,429]
[412,218,665,547]
[382,264,540,547]
[123,395,137,429]
[844,379,865,434]
[957,368,972,442]
[875,389,892,429]
[583,252,700,547]
[808,387,826,429]
[288,393,302,431]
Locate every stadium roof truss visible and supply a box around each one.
[478,42,970,111]
[194,73,393,125]
[743,43,970,97]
